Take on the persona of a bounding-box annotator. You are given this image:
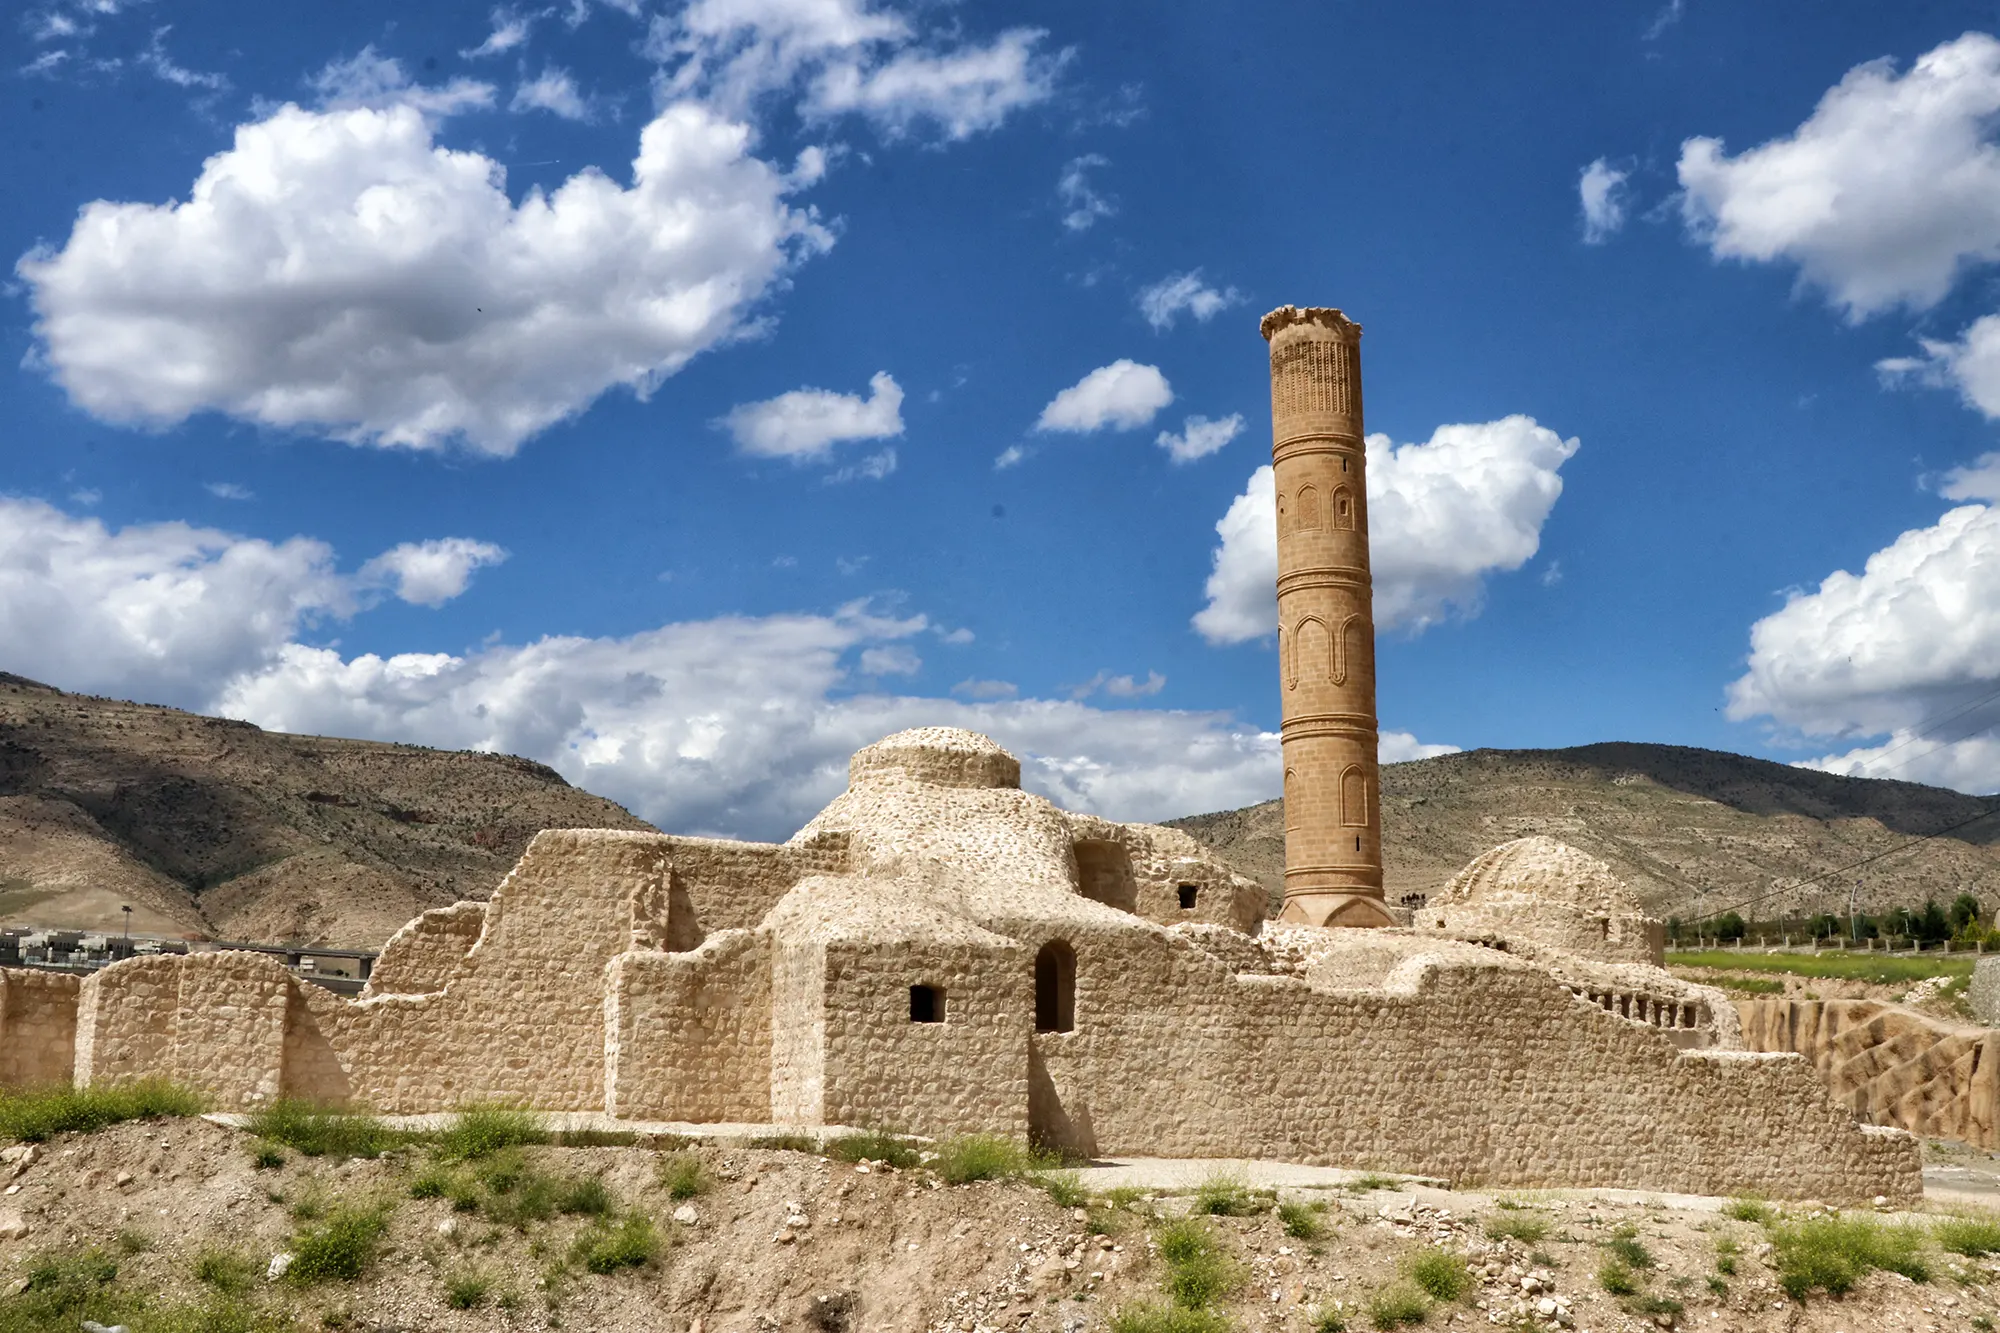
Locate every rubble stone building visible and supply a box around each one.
[0,305,1924,1203]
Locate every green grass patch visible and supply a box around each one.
[1308,1307,1349,1333]
[244,1099,395,1160]
[572,1213,660,1274]
[1722,1197,1773,1224]
[1406,1250,1470,1302]
[1605,1224,1655,1269]
[557,1174,616,1218]
[1278,1200,1325,1241]
[0,1249,134,1333]
[936,1134,1026,1184]
[1666,950,1973,985]
[286,1205,389,1283]
[444,1269,492,1310]
[250,1141,285,1170]
[1935,1214,2000,1256]
[1365,1281,1429,1329]
[745,1132,821,1152]
[1155,1217,1240,1310]
[192,1247,260,1297]
[659,1151,709,1200]
[1705,975,1787,995]
[1597,1259,1639,1296]
[0,1079,204,1143]
[1346,1174,1397,1193]
[431,1102,548,1160]
[408,1164,451,1199]
[1714,1234,1739,1276]
[1769,1213,1931,1299]
[1484,1211,1548,1244]
[1191,1173,1272,1218]
[826,1129,921,1168]
[1036,1167,1089,1209]
[551,1128,640,1148]
[1107,1304,1233,1333]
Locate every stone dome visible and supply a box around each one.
[1433,836,1645,917]
[849,727,1022,790]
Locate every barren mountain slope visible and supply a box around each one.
[1169,743,2000,921]
[0,674,654,946]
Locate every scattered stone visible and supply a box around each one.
[112,1172,134,1189]
[0,1212,29,1240]
[674,1204,700,1225]
[266,1253,293,1281]
[435,1218,458,1238]
[81,1322,128,1333]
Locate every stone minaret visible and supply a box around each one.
[1262,306,1393,928]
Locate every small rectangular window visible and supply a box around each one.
[909,984,944,1023]
[1177,885,1199,911]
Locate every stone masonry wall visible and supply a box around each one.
[1031,931,1918,1203]
[1737,996,2000,1149]
[365,903,488,997]
[605,929,773,1122]
[0,967,79,1086]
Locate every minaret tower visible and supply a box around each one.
[1262,306,1393,928]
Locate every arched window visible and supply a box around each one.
[1341,765,1370,828]
[1331,485,1355,531]
[1296,485,1321,530]
[1035,940,1075,1033]
[1275,492,1289,537]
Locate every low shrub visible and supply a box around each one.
[551,1128,640,1148]
[1627,1293,1685,1318]
[1484,1212,1548,1245]
[408,1165,451,1200]
[0,1249,133,1333]
[1155,1218,1239,1311]
[1770,1214,1930,1299]
[1714,1234,1739,1276]
[936,1134,1026,1184]
[1406,1250,1470,1303]
[1278,1200,1324,1241]
[1346,1174,1396,1194]
[432,1102,548,1160]
[192,1247,259,1296]
[1597,1260,1638,1297]
[746,1132,821,1152]
[250,1142,285,1171]
[444,1269,492,1310]
[1191,1174,1269,1217]
[1309,1306,1349,1333]
[1106,1304,1233,1333]
[0,1079,204,1143]
[660,1152,709,1200]
[286,1205,389,1283]
[1365,1281,1429,1329]
[114,1229,152,1255]
[826,1130,921,1168]
[244,1100,395,1160]
[557,1175,616,1217]
[573,1214,660,1274]
[1722,1197,1773,1224]
[1936,1214,2000,1257]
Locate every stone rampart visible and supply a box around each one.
[0,967,79,1086]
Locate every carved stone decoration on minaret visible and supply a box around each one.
[1261,305,1393,928]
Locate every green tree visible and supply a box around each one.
[1711,911,1747,942]
[1807,913,1841,940]
[1919,900,1951,944]
[1950,894,1982,934]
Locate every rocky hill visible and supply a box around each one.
[0,674,653,947]
[1169,742,2000,922]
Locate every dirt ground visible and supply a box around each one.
[4,1117,2000,1333]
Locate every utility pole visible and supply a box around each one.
[120,904,131,955]
[1850,880,1860,944]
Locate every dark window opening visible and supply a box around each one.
[1355,836,1361,852]
[909,984,944,1023]
[1034,940,1075,1033]
[1073,840,1138,913]
[1341,456,1348,471]
[1177,884,1199,911]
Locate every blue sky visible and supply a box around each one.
[5,0,2000,838]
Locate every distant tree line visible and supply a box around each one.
[1668,894,1996,948]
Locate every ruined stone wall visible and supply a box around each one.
[769,935,829,1125]
[605,930,773,1122]
[660,834,849,945]
[817,935,1028,1139]
[364,903,488,997]
[0,967,79,1086]
[1030,932,1918,1202]
[1737,996,2000,1149]
[1427,905,1664,967]
[74,956,181,1090]
[76,953,293,1108]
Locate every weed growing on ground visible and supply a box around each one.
[745,1133,821,1152]
[251,1142,286,1170]
[245,1100,395,1160]
[1485,1211,1549,1245]
[826,1130,921,1168]
[1407,1249,1471,1302]
[444,1269,493,1310]
[1605,1225,1655,1269]
[1936,1215,2000,1257]
[1154,1218,1241,1310]
[1036,1168,1089,1209]
[408,1165,451,1200]
[1714,1234,1739,1276]
[1722,1198,1774,1224]
[936,1134,1026,1184]
[1191,1174,1272,1218]
[1627,1293,1685,1318]
[432,1103,548,1160]
[1308,1306,1349,1333]
[113,1229,152,1255]
[1106,1305,1232,1333]
[0,1079,204,1143]
[1105,1186,1147,1209]
[286,1205,390,1283]
[659,1152,709,1200]
[572,1214,659,1274]
[192,1247,259,1296]
[1597,1260,1639,1297]
[0,1249,133,1333]
[1278,1201,1325,1241]
[556,1175,615,1218]
[1770,1214,1930,1299]
[1346,1174,1396,1193]
[551,1128,640,1148]
[1365,1281,1429,1329]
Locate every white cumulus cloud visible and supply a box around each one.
[1578,158,1629,244]
[512,67,591,119]
[1677,32,2000,319]
[1193,416,1579,644]
[1727,501,2000,790]
[723,371,904,461]
[1156,413,1242,464]
[1137,271,1239,330]
[1035,361,1173,433]
[358,538,509,608]
[16,95,831,456]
